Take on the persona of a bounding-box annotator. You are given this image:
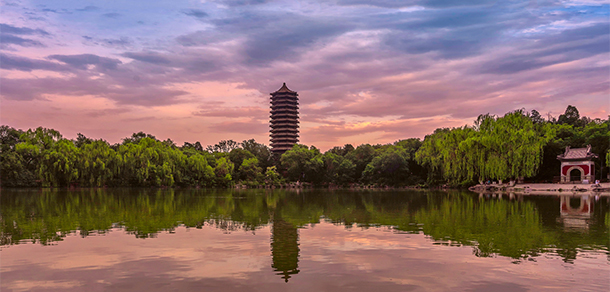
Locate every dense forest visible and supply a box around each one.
[1,105,608,188]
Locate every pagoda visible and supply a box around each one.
[270,83,299,154]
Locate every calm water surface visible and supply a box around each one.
[1,189,609,291]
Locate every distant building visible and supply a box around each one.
[557,145,598,183]
[270,83,299,154]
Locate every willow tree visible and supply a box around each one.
[440,126,477,183]
[463,110,555,181]
[417,111,555,184]
[38,139,80,187]
[415,128,450,184]
[184,153,214,187]
[118,137,187,187]
[15,127,62,172]
[416,127,477,184]
[14,128,77,187]
[78,140,119,187]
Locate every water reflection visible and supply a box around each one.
[271,217,299,282]
[559,195,593,231]
[1,188,608,276]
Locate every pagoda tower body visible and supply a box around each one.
[270,83,299,154]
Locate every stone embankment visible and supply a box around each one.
[469,182,610,194]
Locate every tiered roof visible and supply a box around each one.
[271,83,297,94]
[270,83,299,154]
[557,145,598,161]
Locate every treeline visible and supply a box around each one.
[1,105,608,188]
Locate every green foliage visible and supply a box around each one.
[0,105,606,188]
[184,154,214,187]
[264,166,283,186]
[362,146,410,186]
[229,148,255,180]
[206,139,239,153]
[241,139,272,170]
[118,137,186,187]
[557,105,582,127]
[239,157,262,182]
[38,139,80,187]
[416,110,557,185]
[2,189,607,264]
[281,145,323,183]
[214,157,234,187]
[322,152,355,185]
[412,195,555,259]
[415,128,450,185]
[465,110,554,181]
[0,125,23,153]
[78,140,119,187]
[121,131,157,144]
[1,126,36,187]
[344,144,376,182]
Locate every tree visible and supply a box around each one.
[39,139,80,187]
[0,125,23,153]
[461,111,554,182]
[122,132,157,144]
[416,111,555,185]
[0,126,37,187]
[415,128,451,185]
[239,157,262,182]
[207,140,239,153]
[12,127,64,186]
[229,148,255,180]
[321,151,356,185]
[74,133,93,148]
[529,110,545,124]
[558,105,581,127]
[78,139,119,187]
[185,153,214,186]
[265,166,282,186]
[118,137,186,187]
[327,144,355,157]
[280,145,323,183]
[345,144,376,182]
[395,138,425,185]
[241,139,272,169]
[362,146,410,186]
[214,157,234,187]
[182,141,204,152]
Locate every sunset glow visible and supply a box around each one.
[1,0,608,150]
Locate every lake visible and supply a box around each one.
[1,189,608,291]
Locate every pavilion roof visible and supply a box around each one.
[557,145,598,161]
[271,83,297,94]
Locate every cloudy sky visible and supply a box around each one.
[1,0,608,149]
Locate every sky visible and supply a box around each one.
[1,0,609,150]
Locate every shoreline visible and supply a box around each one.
[469,182,610,194]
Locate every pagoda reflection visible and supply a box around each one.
[270,216,300,282]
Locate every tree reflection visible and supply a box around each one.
[1,189,608,264]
